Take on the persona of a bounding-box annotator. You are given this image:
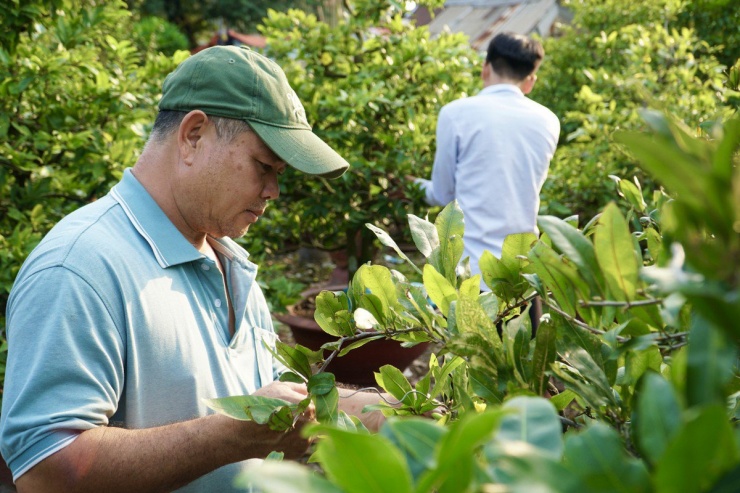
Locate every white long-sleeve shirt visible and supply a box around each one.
[418,84,560,288]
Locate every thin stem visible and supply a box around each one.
[317,327,421,373]
[579,298,663,308]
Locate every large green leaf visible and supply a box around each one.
[686,314,737,407]
[315,291,354,337]
[381,418,447,481]
[408,213,440,259]
[493,396,564,459]
[416,410,504,493]
[433,201,465,283]
[531,321,557,396]
[313,426,414,493]
[529,241,591,317]
[354,264,398,313]
[276,341,313,381]
[204,395,290,424]
[423,264,457,317]
[654,405,740,493]
[615,130,708,212]
[236,460,344,493]
[563,422,650,493]
[537,215,604,295]
[632,371,682,466]
[376,364,415,405]
[593,203,639,302]
[483,440,585,492]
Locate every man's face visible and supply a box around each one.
[185,124,287,239]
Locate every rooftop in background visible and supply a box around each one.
[192,29,266,54]
[412,0,564,52]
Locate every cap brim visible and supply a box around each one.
[249,122,349,179]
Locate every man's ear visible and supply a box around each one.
[521,74,537,95]
[481,61,491,82]
[178,110,209,166]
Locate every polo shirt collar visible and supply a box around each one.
[110,168,204,269]
[479,83,524,97]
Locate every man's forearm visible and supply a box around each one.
[337,388,391,432]
[15,413,306,493]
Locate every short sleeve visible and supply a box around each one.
[0,266,125,480]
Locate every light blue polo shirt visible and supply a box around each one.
[1,168,284,491]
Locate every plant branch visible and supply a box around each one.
[579,298,663,308]
[318,327,422,373]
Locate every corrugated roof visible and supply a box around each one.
[425,0,559,52]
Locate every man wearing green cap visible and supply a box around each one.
[0,46,382,492]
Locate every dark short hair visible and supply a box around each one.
[485,32,544,81]
[149,110,251,143]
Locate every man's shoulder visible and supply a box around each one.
[20,195,133,277]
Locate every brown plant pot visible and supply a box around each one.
[274,310,429,387]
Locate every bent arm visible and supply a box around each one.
[16,381,314,493]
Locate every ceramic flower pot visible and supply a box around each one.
[274,307,429,387]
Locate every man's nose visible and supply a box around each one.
[262,173,280,200]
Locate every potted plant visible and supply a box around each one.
[274,283,430,387]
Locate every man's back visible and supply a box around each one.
[426,83,559,276]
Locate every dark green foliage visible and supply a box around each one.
[133,16,190,55]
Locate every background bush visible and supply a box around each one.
[534,0,739,220]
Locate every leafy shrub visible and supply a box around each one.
[0,0,181,404]
[210,111,740,492]
[133,15,190,56]
[535,0,737,220]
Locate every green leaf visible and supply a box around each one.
[338,335,384,357]
[314,291,354,337]
[381,417,447,480]
[593,203,639,302]
[484,440,585,492]
[377,364,415,405]
[529,242,590,317]
[313,426,414,493]
[416,409,504,493]
[408,213,440,258]
[495,396,564,459]
[366,222,421,274]
[236,460,344,493]
[423,264,457,317]
[354,264,399,313]
[537,215,604,295]
[308,372,336,396]
[632,372,682,466]
[549,389,576,411]
[504,313,531,384]
[531,321,557,396]
[434,201,465,283]
[556,347,617,408]
[563,422,650,493]
[686,314,737,407]
[654,405,740,493]
[276,341,313,380]
[313,387,340,424]
[204,395,290,424]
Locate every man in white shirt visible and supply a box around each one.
[415,31,560,329]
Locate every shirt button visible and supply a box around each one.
[201,263,210,271]
[214,299,222,308]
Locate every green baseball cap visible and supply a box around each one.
[158,45,349,179]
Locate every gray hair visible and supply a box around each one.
[148,110,252,144]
